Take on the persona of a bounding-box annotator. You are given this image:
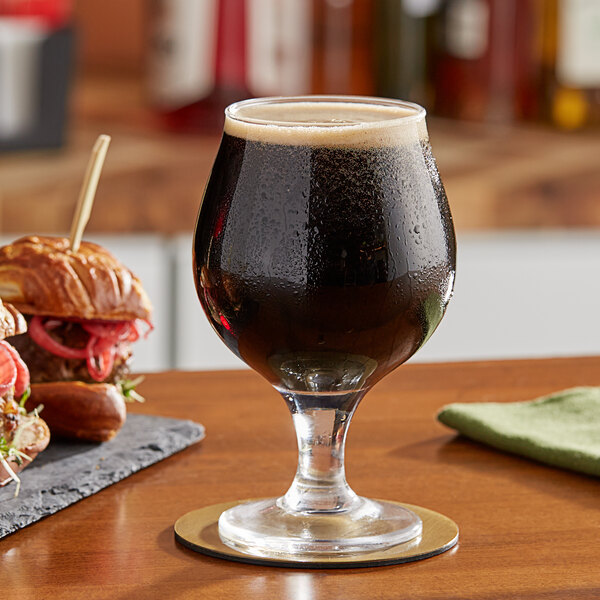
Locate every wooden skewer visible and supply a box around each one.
[69,134,111,252]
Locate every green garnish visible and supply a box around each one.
[0,435,11,458]
[1,406,41,497]
[118,376,146,403]
[18,387,31,409]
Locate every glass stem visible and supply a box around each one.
[278,389,366,513]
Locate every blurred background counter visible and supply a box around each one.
[1,0,599,372]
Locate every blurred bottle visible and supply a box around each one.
[311,0,375,96]
[246,0,312,96]
[376,0,441,106]
[147,0,318,132]
[147,0,377,132]
[542,0,600,130]
[433,0,540,123]
[147,0,248,134]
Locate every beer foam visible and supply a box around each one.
[224,98,428,147]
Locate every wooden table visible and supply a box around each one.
[3,357,600,599]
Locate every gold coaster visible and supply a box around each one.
[174,500,458,568]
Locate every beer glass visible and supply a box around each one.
[193,96,456,560]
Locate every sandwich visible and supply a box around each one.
[0,298,50,494]
[0,236,153,442]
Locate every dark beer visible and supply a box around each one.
[193,99,456,391]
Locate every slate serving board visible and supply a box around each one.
[0,414,205,538]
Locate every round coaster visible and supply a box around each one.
[174,499,458,569]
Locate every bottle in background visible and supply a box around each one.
[376,0,441,107]
[541,0,600,130]
[147,0,248,134]
[147,0,379,132]
[433,0,540,123]
[310,0,376,96]
[246,0,312,97]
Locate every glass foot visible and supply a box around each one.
[218,496,422,559]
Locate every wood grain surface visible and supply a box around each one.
[2,357,599,599]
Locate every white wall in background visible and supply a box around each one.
[172,235,246,371]
[412,230,600,363]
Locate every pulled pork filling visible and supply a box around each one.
[9,317,135,385]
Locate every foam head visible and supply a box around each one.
[224,96,428,148]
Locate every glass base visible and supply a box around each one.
[218,496,422,559]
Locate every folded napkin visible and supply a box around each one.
[437,387,600,477]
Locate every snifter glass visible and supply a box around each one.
[193,96,456,560]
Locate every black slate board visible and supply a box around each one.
[0,414,205,538]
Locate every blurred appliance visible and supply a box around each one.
[433,0,540,123]
[0,1,73,151]
[541,0,600,130]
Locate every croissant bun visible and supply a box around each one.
[0,236,152,321]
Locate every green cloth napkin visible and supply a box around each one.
[437,387,600,477]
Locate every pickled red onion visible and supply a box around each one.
[29,316,89,359]
[87,346,115,382]
[28,315,151,383]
